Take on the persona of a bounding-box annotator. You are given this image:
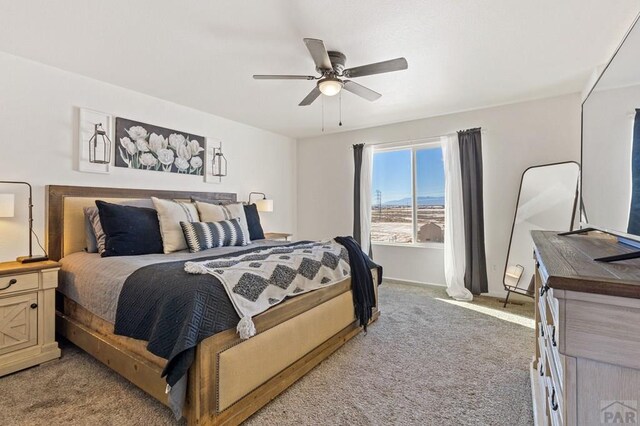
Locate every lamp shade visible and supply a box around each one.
[255,199,274,213]
[0,194,15,218]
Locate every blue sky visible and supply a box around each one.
[371,147,445,203]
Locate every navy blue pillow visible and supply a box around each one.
[95,200,163,257]
[244,203,265,240]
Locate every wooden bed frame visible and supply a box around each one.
[47,185,379,425]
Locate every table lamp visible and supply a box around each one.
[248,192,274,212]
[0,181,49,263]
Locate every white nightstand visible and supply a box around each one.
[0,260,61,376]
[264,232,293,241]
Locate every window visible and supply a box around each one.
[371,143,445,245]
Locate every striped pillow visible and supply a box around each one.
[180,218,249,252]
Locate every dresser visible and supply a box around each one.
[531,231,640,425]
[0,260,61,376]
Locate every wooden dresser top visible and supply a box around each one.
[532,230,640,299]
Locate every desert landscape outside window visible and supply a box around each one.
[371,143,445,244]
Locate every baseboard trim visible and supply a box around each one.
[385,279,534,305]
[383,277,446,288]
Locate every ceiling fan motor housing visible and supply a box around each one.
[327,51,347,74]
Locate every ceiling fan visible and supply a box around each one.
[253,38,408,106]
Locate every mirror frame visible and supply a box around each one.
[502,161,580,297]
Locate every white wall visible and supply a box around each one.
[297,94,581,296]
[0,52,297,261]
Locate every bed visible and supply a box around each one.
[48,185,379,425]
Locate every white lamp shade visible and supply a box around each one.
[0,194,15,218]
[255,199,274,213]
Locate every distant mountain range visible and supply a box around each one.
[381,196,445,206]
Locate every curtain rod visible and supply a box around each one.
[349,128,488,150]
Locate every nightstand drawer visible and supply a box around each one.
[0,272,38,296]
[0,292,38,356]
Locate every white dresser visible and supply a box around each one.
[532,231,640,425]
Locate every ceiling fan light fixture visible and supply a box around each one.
[318,78,343,96]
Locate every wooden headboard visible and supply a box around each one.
[46,185,237,261]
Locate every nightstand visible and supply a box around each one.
[264,232,293,241]
[0,260,61,376]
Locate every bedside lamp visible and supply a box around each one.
[0,194,15,218]
[0,181,49,263]
[248,192,274,212]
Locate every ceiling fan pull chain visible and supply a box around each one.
[321,95,325,132]
[339,92,343,127]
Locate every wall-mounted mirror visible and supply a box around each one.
[503,162,580,305]
[583,15,640,240]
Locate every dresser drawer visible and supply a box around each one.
[0,273,38,296]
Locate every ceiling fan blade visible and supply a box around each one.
[343,80,382,101]
[303,38,332,71]
[253,75,317,80]
[299,86,321,106]
[344,57,408,78]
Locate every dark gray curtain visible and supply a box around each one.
[353,143,364,245]
[458,128,488,294]
[628,109,640,234]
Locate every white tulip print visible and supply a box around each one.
[115,118,206,175]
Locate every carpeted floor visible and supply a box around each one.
[0,282,535,425]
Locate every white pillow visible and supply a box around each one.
[151,197,199,253]
[195,201,252,244]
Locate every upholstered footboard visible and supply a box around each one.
[57,270,379,426]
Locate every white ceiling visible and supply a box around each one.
[0,1,638,138]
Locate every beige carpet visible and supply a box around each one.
[0,282,535,425]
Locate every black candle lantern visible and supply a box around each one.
[88,123,112,164]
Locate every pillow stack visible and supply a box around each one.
[84,196,267,257]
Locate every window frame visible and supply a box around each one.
[371,140,445,249]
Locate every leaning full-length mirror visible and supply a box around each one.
[503,162,580,303]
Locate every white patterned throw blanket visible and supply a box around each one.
[184,241,351,339]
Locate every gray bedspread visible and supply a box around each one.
[59,240,287,324]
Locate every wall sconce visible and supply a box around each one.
[212,141,228,178]
[0,181,49,263]
[88,123,112,164]
[248,192,274,212]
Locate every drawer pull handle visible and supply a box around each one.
[551,388,559,411]
[540,362,544,376]
[541,326,544,337]
[551,325,557,347]
[0,278,17,291]
[30,303,38,309]
[540,285,550,296]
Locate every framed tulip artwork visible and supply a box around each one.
[114,117,205,176]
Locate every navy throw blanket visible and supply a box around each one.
[335,236,379,330]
